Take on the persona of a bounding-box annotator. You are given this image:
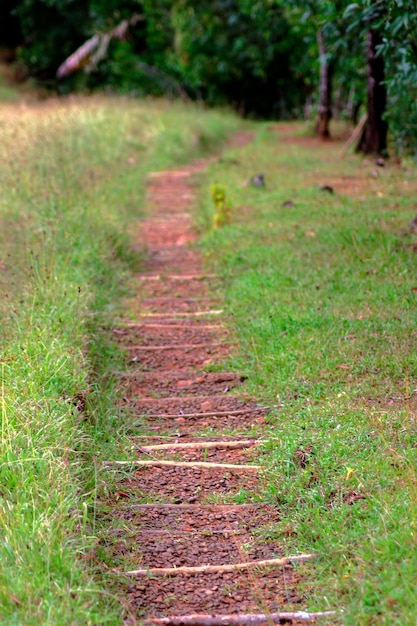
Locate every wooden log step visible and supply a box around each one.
[131,435,254,441]
[104,460,264,470]
[141,214,192,220]
[132,529,246,536]
[138,274,218,281]
[138,311,223,318]
[147,171,192,178]
[143,610,338,625]
[118,370,240,380]
[141,296,220,302]
[146,241,194,248]
[125,343,226,351]
[124,553,316,576]
[118,503,266,510]
[118,323,225,330]
[136,406,276,419]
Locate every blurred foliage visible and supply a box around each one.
[171,0,305,117]
[3,0,417,150]
[13,0,90,80]
[380,1,417,153]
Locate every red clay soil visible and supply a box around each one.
[104,135,335,625]
[119,371,245,399]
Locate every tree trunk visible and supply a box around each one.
[316,29,334,139]
[357,29,388,155]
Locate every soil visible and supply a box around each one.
[114,466,262,504]
[125,570,305,619]
[104,133,330,625]
[119,371,245,399]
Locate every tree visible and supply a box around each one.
[359,27,388,154]
[316,26,334,138]
[285,0,357,139]
[345,1,389,156]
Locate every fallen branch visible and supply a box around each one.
[143,610,337,625]
[140,406,277,419]
[147,171,193,179]
[137,529,245,536]
[131,434,255,441]
[138,274,218,280]
[104,460,264,470]
[130,435,178,439]
[121,503,264,509]
[339,113,368,157]
[138,440,258,452]
[142,212,191,219]
[141,297,220,302]
[118,370,238,378]
[126,343,226,350]
[56,15,144,78]
[140,212,193,218]
[124,553,316,576]
[119,323,224,330]
[139,311,224,318]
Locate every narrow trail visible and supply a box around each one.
[105,140,336,625]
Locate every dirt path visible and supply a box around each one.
[105,140,336,625]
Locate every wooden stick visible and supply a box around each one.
[132,435,180,440]
[124,553,316,576]
[138,310,223,317]
[339,113,368,157]
[131,435,254,441]
[137,406,276,419]
[141,214,192,220]
[146,242,194,248]
[119,503,265,510]
[126,343,226,350]
[146,253,198,259]
[143,611,337,625]
[141,297,219,302]
[104,460,264,470]
[136,529,245,536]
[119,323,225,330]
[147,171,192,178]
[138,274,218,281]
[119,370,238,378]
[137,440,258,452]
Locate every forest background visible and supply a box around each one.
[1,0,417,154]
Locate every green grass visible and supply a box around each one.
[0,96,241,625]
[196,123,417,624]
